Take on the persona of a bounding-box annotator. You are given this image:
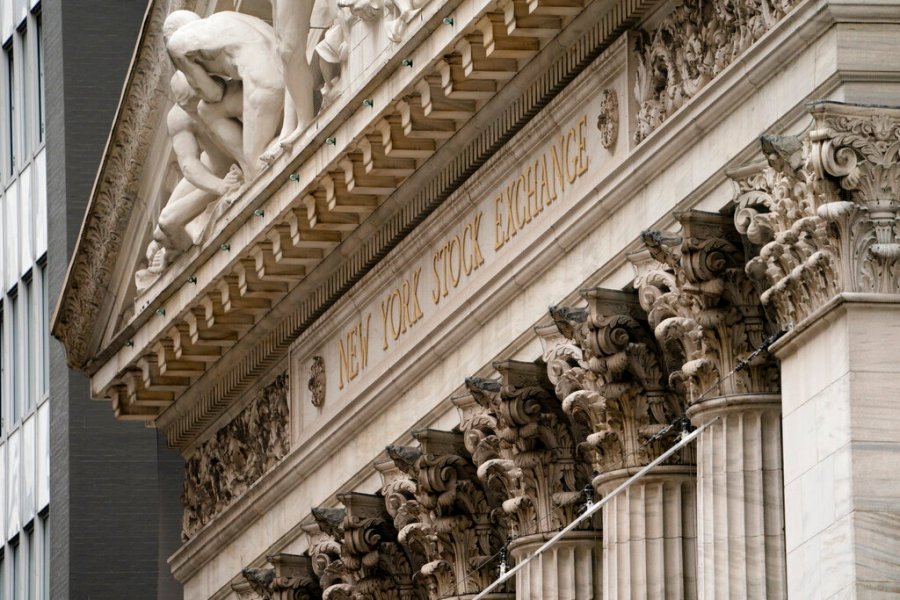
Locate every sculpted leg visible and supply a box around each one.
[273,0,315,149]
[157,180,214,252]
[243,85,285,177]
[197,85,249,176]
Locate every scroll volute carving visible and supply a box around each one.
[635,211,780,401]
[548,290,689,474]
[309,508,354,599]
[386,429,510,599]
[464,362,591,537]
[242,554,322,600]
[337,492,424,600]
[734,103,900,329]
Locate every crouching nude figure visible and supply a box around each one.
[163,9,284,181]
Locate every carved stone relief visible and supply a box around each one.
[596,89,618,149]
[733,102,900,327]
[309,356,326,407]
[181,373,289,540]
[633,0,798,144]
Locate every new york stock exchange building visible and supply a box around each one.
[52,0,900,597]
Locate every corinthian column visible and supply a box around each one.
[633,211,786,599]
[547,290,696,598]
[734,102,900,597]
[457,362,601,600]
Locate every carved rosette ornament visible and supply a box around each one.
[385,430,511,599]
[462,362,591,538]
[596,89,618,149]
[734,102,900,327]
[182,373,289,540]
[632,212,780,402]
[545,290,691,476]
[309,356,327,407]
[633,0,797,144]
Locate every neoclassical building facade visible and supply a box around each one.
[53,0,900,598]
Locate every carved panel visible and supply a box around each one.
[633,0,797,144]
[182,374,289,540]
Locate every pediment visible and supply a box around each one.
[53,0,646,439]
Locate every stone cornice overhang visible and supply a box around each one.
[170,0,900,582]
[51,0,197,369]
[54,0,662,437]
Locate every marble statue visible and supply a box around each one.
[135,72,244,293]
[264,0,317,160]
[163,9,284,180]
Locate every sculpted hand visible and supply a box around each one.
[221,164,244,194]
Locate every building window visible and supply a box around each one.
[23,273,33,412]
[40,514,48,600]
[34,11,44,144]
[9,289,19,425]
[5,40,14,175]
[38,262,47,399]
[10,538,19,600]
[18,24,29,159]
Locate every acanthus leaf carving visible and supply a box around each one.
[733,103,900,329]
[543,290,691,476]
[384,429,511,599]
[632,211,780,401]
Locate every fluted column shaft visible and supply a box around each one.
[595,467,697,599]
[509,531,602,600]
[688,394,786,599]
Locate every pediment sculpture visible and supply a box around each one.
[135,0,434,295]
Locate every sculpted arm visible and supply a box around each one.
[167,32,226,103]
[168,109,237,196]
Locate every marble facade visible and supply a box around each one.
[52,0,900,598]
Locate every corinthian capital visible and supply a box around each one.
[546,290,691,474]
[632,211,780,400]
[733,102,900,328]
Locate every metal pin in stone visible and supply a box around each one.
[363,98,374,107]
[325,136,336,145]
[254,209,265,218]
[401,58,413,67]
[187,275,197,284]
[442,17,454,26]
[155,307,165,317]
[289,173,300,182]
[220,243,230,252]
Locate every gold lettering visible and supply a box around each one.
[504,183,518,241]
[565,127,577,184]
[550,140,565,200]
[518,173,531,224]
[449,235,462,287]
[539,153,552,206]
[494,194,505,251]
[358,313,371,370]
[400,280,413,329]
[577,115,589,176]
[462,223,473,275]
[472,211,485,267]
[380,297,390,350]
[431,250,442,305]
[411,267,423,322]
[390,288,404,340]
[441,243,450,298]
[338,314,370,390]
